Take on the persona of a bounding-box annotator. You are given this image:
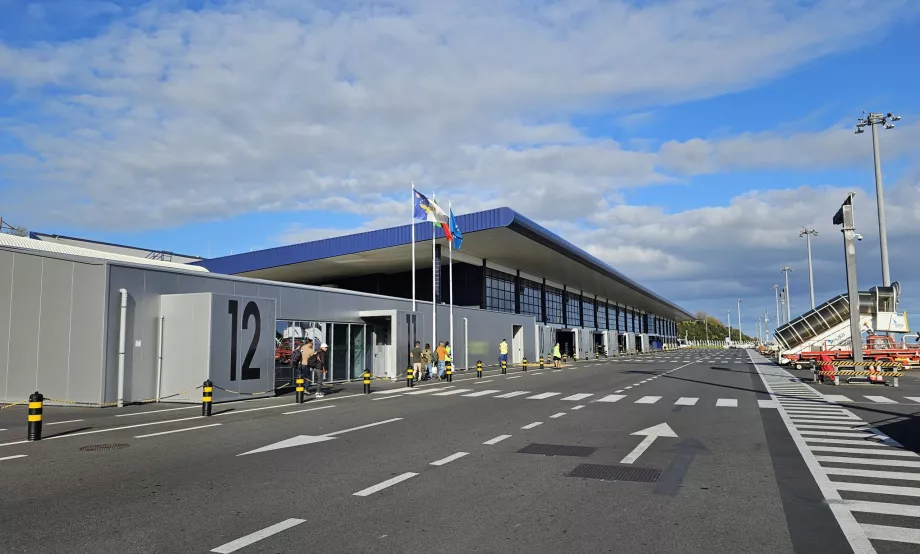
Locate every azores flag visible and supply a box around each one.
[449,207,462,250]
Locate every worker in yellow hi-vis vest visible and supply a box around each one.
[553,343,562,369]
[499,338,508,366]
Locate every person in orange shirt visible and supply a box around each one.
[436,341,447,380]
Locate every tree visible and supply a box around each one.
[678,311,756,342]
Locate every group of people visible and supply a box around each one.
[289,338,329,398]
[410,340,452,381]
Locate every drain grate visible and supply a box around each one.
[517,443,597,457]
[79,443,129,452]
[567,464,661,483]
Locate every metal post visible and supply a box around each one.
[800,228,818,309]
[833,192,864,362]
[782,266,792,322]
[155,315,164,402]
[726,310,731,345]
[871,123,891,287]
[773,285,781,327]
[117,288,128,408]
[736,299,742,342]
[764,310,770,344]
[463,317,468,372]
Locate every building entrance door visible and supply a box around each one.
[512,325,524,363]
[364,317,392,378]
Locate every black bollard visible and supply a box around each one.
[295,372,305,404]
[202,379,213,417]
[501,360,507,374]
[522,358,528,372]
[27,391,43,441]
[446,361,453,382]
[407,367,414,388]
[363,369,372,394]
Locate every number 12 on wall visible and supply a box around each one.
[228,299,262,381]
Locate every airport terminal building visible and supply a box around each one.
[0,207,691,406]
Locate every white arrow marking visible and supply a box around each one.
[620,423,678,464]
[238,418,402,456]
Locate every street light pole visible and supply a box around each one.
[764,310,770,344]
[856,111,900,287]
[833,192,864,362]
[799,228,818,309]
[773,285,781,327]
[726,310,732,344]
[736,299,742,342]
[781,266,793,322]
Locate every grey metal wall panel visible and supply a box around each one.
[105,267,146,403]
[208,293,276,398]
[7,254,42,399]
[68,263,106,403]
[0,250,13,399]
[35,257,74,398]
[159,294,211,402]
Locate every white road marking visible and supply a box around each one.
[614,390,625,393]
[0,429,6,432]
[0,440,28,448]
[562,393,593,401]
[116,405,200,417]
[833,482,920,497]
[823,395,853,402]
[596,395,626,403]
[550,412,566,419]
[862,524,920,544]
[372,394,408,401]
[804,437,901,448]
[325,418,403,437]
[624,386,633,390]
[758,400,780,408]
[864,396,896,404]
[824,467,920,482]
[505,376,522,380]
[845,500,920,516]
[430,452,469,466]
[353,473,418,497]
[371,389,408,395]
[674,397,698,406]
[216,395,356,415]
[403,389,437,395]
[810,445,919,457]
[799,425,869,432]
[483,434,511,445]
[210,518,306,553]
[474,380,494,384]
[432,389,472,396]
[526,392,560,400]
[37,415,204,442]
[552,370,562,372]
[571,405,585,410]
[799,430,875,438]
[135,423,222,438]
[635,396,661,404]
[494,391,529,398]
[463,390,501,397]
[46,419,85,426]
[905,397,920,403]
[521,421,543,430]
[281,405,337,415]
[0,454,27,461]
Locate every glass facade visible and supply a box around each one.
[274,320,366,385]
[485,268,516,313]
[545,285,563,324]
[565,292,581,327]
[582,297,595,329]
[520,278,542,319]
[617,306,625,331]
[597,302,607,330]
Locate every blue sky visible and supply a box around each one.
[2,0,919,333]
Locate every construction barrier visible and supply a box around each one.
[816,370,903,387]
[828,360,906,368]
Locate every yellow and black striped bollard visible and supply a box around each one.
[446,361,453,382]
[562,353,567,363]
[476,360,483,378]
[295,374,305,404]
[539,356,544,370]
[522,358,528,372]
[202,380,213,417]
[27,391,43,441]
[407,367,414,388]
[363,369,372,394]
[595,350,599,360]
[501,360,507,374]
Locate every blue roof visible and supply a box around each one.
[195,207,691,317]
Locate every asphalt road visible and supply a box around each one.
[1,349,919,553]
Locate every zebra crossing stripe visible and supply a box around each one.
[494,391,529,398]
[526,392,561,400]
[596,395,626,403]
[561,393,593,401]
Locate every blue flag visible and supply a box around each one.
[449,207,462,250]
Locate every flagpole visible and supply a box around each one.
[449,200,454,366]
[411,182,416,312]
[432,192,437,353]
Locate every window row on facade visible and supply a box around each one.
[484,268,677,335]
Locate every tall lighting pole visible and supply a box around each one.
[773,285,781,327]
[726,310,732,344]
[855,111,900,287]
[781,266,793,322]
[736,299,742,342]
[799,228,818,309]
[764,310,770,344]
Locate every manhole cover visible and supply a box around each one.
[567,464,661,483]
[79,443,129,452]
[517,443,597,457]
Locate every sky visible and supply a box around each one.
[1,0,919,337]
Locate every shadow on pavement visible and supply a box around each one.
[43,426,93,439]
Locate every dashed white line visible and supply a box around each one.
[716,399,738,407]
[432,389,472,396]
[430,452,469,466]
[0,454,27,462]
[483,434,511,445]
[596,395,626,403]
[135,423,222,438]
[635,396,661,404]
[494,391,529,398]
[281,405,337,415]
[521,422,543,430]
[45,419,85,426]
[353,472,418,497]
[474,380,494,384]
[674,397,698,406]
[526,392,560,400]
[562,393,593,401]
[210,518,306,553]
[863,396,896,404]
[505,376,522,380]
[550,412,566,419]
[571,405,585,410]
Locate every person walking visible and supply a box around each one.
[499,338,509,366]
[421,343,434,380]
[299,338,314,381]
[411,341,423,381]
[444,341,452,375]
[436,341,447,380]
[309,343,329,398]
[553,342,562,369]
